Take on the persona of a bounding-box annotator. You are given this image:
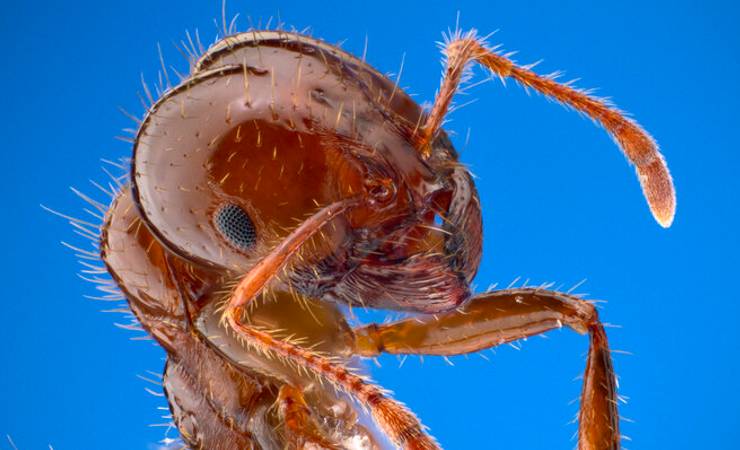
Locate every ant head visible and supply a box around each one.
[131,31,481,286]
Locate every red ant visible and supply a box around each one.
[65,24,674,450]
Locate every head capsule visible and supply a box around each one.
[131,31,481,312]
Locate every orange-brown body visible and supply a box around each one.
[91,28,675,450]
[105,31,474,449]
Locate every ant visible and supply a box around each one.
[64,23,674,450]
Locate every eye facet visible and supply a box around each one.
[214,203,257,252]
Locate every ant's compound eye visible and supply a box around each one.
[214,203,257,252]
[365,178,396,204]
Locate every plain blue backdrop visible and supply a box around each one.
[2,1,738,449]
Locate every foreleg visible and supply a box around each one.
[354,289,619,450]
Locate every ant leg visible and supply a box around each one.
[420,30,675,228]
[223,199,439,450]
[277,385,340,449]
[354,289,619,450]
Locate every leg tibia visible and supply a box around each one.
[580,324,620,450]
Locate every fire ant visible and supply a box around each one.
[66,23,674,450]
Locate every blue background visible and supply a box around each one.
[2,1,737,449]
